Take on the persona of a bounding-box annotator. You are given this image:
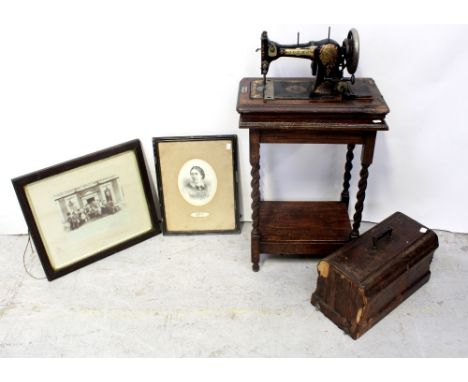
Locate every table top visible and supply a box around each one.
[236,77,390,119]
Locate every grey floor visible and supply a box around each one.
[1,222,467,357]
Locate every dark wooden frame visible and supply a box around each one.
[12,139,161,281]
[153,135,240,235]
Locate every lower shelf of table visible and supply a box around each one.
[258,201,352,256]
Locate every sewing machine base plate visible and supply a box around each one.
[250,78,373,100]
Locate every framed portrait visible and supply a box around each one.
[153,135,240,234]
[12,139,161,281]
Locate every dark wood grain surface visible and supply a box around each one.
[311,212,439,339]
[259,201,351,242]
[237,77,390,118]
[259,201,352,256]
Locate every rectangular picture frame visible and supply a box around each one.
[153,135,240,234]
[12,139,161,281]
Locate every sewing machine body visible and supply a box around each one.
[260,29,360,98]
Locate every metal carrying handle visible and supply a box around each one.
[372,226,393,249]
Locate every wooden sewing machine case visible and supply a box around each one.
[311,212,439,339]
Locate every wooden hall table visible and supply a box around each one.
[236,77,390,272]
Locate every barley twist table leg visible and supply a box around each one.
[250,130,261,271]
[350,164,370,239]
[341,144,355,208]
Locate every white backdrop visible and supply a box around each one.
[1,2,468,234]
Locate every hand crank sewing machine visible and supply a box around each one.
[255,28,360,99]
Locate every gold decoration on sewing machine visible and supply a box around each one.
[280,47,315,58]
[268,44,277,57]
[319,43,339,75]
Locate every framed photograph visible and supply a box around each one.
[12,139,161,281]
[153,135,240,234]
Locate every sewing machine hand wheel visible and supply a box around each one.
[343,28,360,75]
